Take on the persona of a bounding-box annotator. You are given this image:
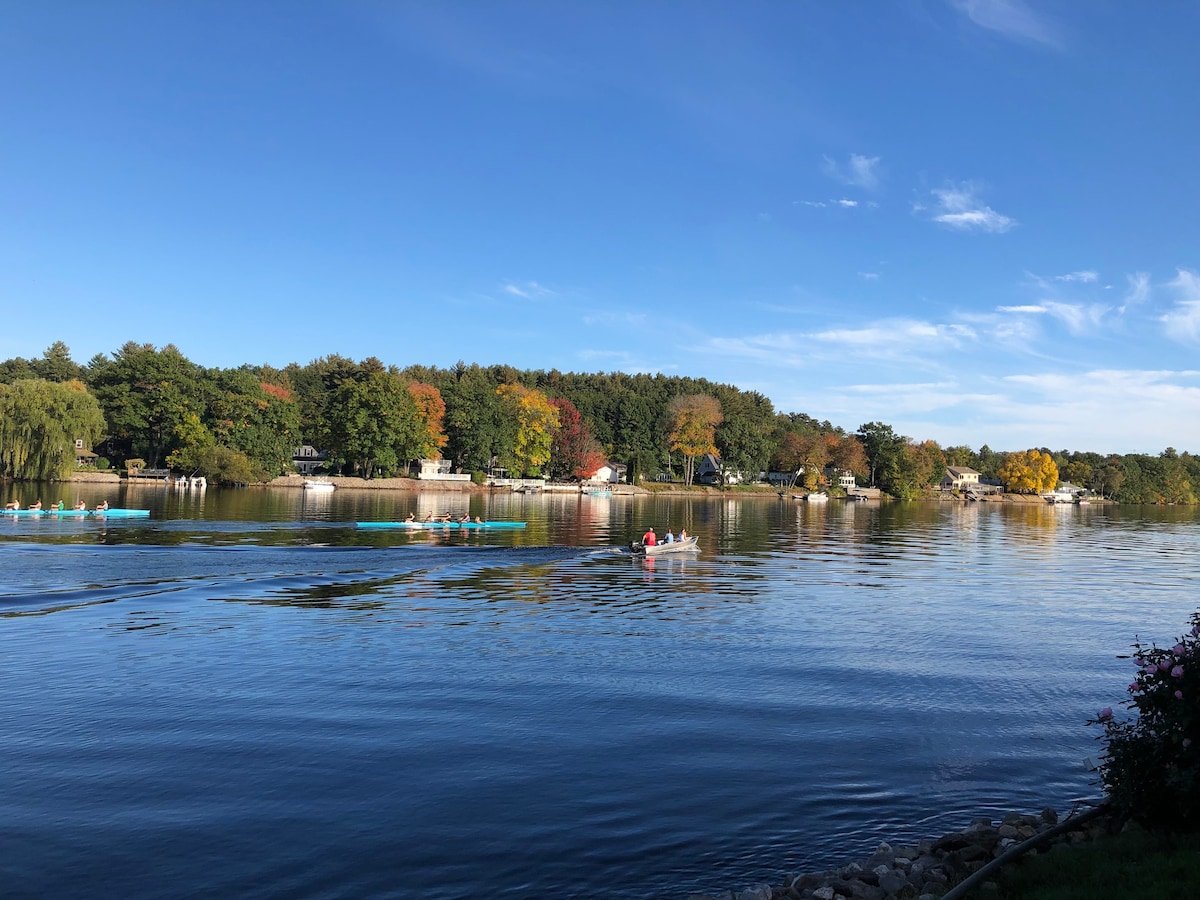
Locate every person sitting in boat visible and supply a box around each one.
[55,500,65,510]
[663,527,675,543]
[423,511,434,522]
[74,500,87,510]
[459,513,471,523]
[29,500,42,510]
[641,526,657,547]
[679,528,688,541]
[4,500,18,510]
[474,516,483,524]
[437,512,452,522]
[95,499,109,511]
[404,513,415,522]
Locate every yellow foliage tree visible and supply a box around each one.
[997,449,1059,494]
[665,394,723,485]
[496,384,560,476]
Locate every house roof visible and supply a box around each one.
[946,466,981,476]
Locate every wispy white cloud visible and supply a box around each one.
[1118,271,1150,313]
[1053,270,1098,283]
[1040,301,1110,334]
[1161,269,1200,343]
[859,272,880,281]
[949,0,1061,49]
[922,183,1016,233]
[795,197,872,210]
[996,369,1200,451]
[705,319,976,373]
[580,311,647,327]
[502,280,555,299]
[997,299,1110,335]
[813,368,1200,454]
[822,153,881,190]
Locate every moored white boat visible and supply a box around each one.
[303,479,335,491]
[804,491,829,503]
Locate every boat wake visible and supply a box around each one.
[0,543,594,616]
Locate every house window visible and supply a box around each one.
[76,439,84,449]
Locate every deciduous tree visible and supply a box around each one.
[496,383,560,476]
[666,394,722,486]
[86,342,204,468]
[0,378,105,480]
[408,382,449,462]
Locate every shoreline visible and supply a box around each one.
[692,802,1114,900]
[51,471,1112,505]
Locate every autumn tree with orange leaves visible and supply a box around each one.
[407,382,448,461]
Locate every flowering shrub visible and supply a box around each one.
[1090,611,1199,829]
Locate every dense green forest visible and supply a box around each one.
[1,341,1197,503]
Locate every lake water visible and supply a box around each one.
[2,485,1198,898]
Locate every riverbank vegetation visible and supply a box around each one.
[2,341,1199,500]
[987,611,1200,899]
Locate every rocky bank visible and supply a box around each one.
[692,804,1113,900]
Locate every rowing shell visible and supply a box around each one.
[355,521,526,529]
[1,508,151,518]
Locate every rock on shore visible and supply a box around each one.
[691,806,1113,900]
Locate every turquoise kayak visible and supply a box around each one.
[355,520,526,529]
[1,508,150,518]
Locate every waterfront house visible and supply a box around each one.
[587,462,626,484]
[74,438,97,468]
[417,459,472,482]
[1044,482,1086,503]
[940,466,982,491]
[695,453,743,485]
[292,444,326,475]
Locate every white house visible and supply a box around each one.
[940,466,981,491]
[292,444,327,475]
[694,453,743,485]
[587,462,625,484]
[1044,482,1086,503]
[417,459,472,482]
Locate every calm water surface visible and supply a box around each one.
[2,485,1198,898]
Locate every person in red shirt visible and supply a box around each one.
[642,527,657,547]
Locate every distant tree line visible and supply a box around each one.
[0,341,1197,502]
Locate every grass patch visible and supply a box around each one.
[991,828,1200,899]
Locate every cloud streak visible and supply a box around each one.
[502,281,555,299]
[949,0,1061,48]
[1161,269,1200,343]
[822,153,881,190]
[923,183,1016,233]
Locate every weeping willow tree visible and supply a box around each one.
[0,378,105,480]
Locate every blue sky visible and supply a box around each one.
[2,1,1198,454]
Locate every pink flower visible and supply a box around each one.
[1172,665,1184,678]
[1160,661,1175,673]
[1174,644,1186,656]
[1175,690,1184,700]
[1098,707,1114,721]
[1129,682,1139,692]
